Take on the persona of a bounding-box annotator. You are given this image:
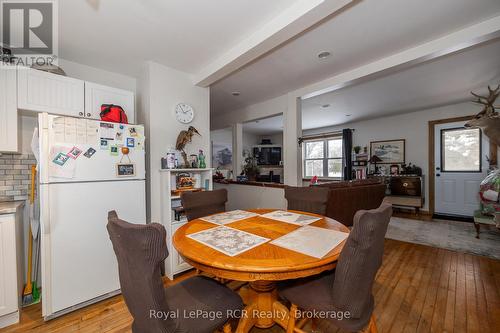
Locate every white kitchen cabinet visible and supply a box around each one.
[17,67,85,117]
[0,203,24,329]
[85,82,135,123]
[0,66,19,152]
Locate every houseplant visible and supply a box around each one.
[242,155,260,181]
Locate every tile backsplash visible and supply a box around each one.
[0,153,37,202]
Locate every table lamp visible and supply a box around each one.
[369,155,383,174]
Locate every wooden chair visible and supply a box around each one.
[278,203,393,333]
[284,185,330,215]
[181,188,228,221]
[107,211,242,333]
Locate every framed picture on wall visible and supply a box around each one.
[370,139,405,164]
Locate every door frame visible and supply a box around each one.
[428,115,497,215]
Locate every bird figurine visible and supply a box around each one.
[176,126,201,168]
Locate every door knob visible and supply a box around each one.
[436,174,441,177]
[436,167,440,170]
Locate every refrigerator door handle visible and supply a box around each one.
[39,113,50,184]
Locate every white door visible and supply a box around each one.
[434,121,489,217]
[0,215,18,318]
[38,115,146,184]
[41,180,146,317]
[85,82,135,123]
[17,67,85,116]
[0,65,19,152]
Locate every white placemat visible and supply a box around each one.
[200,210,259,225]
[270,225,349,258]
[187,226,270,257]
[260,210,321,226]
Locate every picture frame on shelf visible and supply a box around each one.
[370,139,405,164]
[390,164,400,175]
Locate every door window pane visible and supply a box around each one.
[305,141,324,159]
[305,160,324,177]
[328,139,342,158]
[441,128,481,172]
[328,159,342,178]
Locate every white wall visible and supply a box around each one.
[214,183,286,211]
[211,94,287,130]
[304,102,486,211]
[58,59,137,92]
[137,61,210,223]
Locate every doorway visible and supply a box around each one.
[430,118,489,218]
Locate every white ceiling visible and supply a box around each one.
[210,0,500,114]
[58,0,299,76]
[243,115,284,135]
[301,38,500,130]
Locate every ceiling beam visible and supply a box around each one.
[296,14,500,100]
[192,0,356,87]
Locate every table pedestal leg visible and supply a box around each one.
[236,280,290,333]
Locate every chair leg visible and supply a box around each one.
[222,322,232,333]
[361,314,378,333]
[287,304,298,333]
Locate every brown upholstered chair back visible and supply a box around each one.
[331,203,392,318]
[284,186,330,215]
[181,189,228,221]
[107,211,175,333]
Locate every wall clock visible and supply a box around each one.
[175,103,195,124]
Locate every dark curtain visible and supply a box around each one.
[342,129,353,181]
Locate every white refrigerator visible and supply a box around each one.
[38,113,146,320]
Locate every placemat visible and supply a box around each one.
[200,210,259,225]
[270,225,348,258]
[187,226,270,257]
[260,210,321,226]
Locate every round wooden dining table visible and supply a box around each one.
[173,209,349,333]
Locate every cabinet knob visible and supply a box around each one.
[79,112,83,116]
[403,182,408,187]
[87,113,91,117]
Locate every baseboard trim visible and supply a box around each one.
[0,310,19,329]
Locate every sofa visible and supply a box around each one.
[314,179,387,227]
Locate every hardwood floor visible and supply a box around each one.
[1,239,499,333]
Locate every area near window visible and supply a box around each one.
[303,136,343,179]
[440,127,482,172]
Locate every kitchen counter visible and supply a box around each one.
[0,201,25,215]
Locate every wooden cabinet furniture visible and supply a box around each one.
[84,82,135,123]
[17,67,85,116]
[159,168,213,280]
[0,202,24,329]
[173,209,349,332]
[0,66,19,152]
[373,175,425,212]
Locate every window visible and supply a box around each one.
[304,136,343,178]
[441,127,481,172]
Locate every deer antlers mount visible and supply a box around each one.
[465,85,500,146]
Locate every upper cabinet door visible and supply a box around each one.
[0,66,19,153]
[84,82,135,123]
[17,68,85,116]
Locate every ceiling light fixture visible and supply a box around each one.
[321,104,331,108]
[345,114,351,117]
[317,51,331,60]
[231,91,241,96]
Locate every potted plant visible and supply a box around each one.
[353,146,362,154]
[242,155,260,181]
